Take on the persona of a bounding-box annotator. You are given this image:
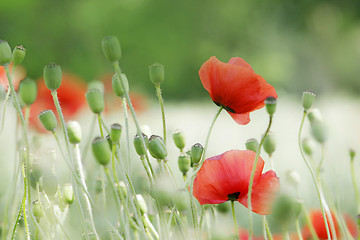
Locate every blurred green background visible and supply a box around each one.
[1,0,360,99]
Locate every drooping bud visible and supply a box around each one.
[310,121,328,143]
[245,138,259,153]
[42,175,58,196]
[110,123,122,143]
[263,132,276,157]
[190,143,204,166]
[43,63,62,91]
[12,45,26,66]
[86,89,104,114]
[216,201,230,214]
[307,108,323,123]
[350,148,356,160]
[134,133,148,156]
[87,80,104,94]
[112,73,129,98]
[302,138,315,156]
[172,130,186,151]
[0,40,12,66]
[66,121,82,144]
[32,200,43,220]
[102,36,121,63]
[286,170,301,189]
[19,78,37,105]
[264,97,277,116]
[38,110,57,132]
[178,154,191,175]
[136,194,148,215]
[148,135,167,160]
[302,91,316,111]
[62,184,74,205]
[92,137,110,165]
[149,63,164,85]
[116,181,127,199]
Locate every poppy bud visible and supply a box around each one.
[101,36,121,63]
[302,138,315,156]
[263,132,276,157]
[286,170,301,189]
[92,137,110,165]
[136,194,148,215]
[19,78,37,105]
[245,138,259,153]
[38,110,57,132]
[178,154,191,175]
[307,108,323,123]
[216,201,230,214]
[66,121,82,144]
[116,181,127,199]
[62,184,74,205]
[172,130,186,151]
[87,80,104,94]
[0,40,12,66]
[32,200,43,220]
[302,91,316,111]
[148,135,167,160]
[350,148,356,160]
[149,63,164,85]
[264,97,277,116]
[272,195,297,224]
[42,175,58,196]
[134,133,148,156]
[12,45,26,66]
[86,89,104,114]
[112,73,129,98]
[310,121,328,143]
[110,123,122,143]
[43,63,62,91]
[190,143,204,166]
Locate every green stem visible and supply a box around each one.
[231,201,239,239]
[121,97,132,174]
[144,214,160,240]
[300,201,319,240]
[140,155,153,184]
[11,199,23,240]
[155,84,166,145]
[0,87,11,133]
[296,218,304,240]
[21,162,30,239]
[350,156,360,213]
[81,115,97,161]
[264,216,273,240]
[98,114,104,138]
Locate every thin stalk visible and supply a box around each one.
[98,114,104,138]
[140,155,153,184]
[121,97,132,174]
[231,201,239,240]
[264,217,273,240]
[282,225,290,240]
[81,115,97,160]
[11,199,23,240]
[144,214,160,240]
[21,163,30,239]
[296,218,304,240]
[101,170,107,209]
[0,87,11,133]
[350,156,360,213]
[155,84,166,145]
[300,202,319,240]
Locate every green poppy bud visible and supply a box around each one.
[136,194,148,215]
[148,135,167,160]
[0,40,12,66]
[134,133,148,156]
[172,130,186,151]
[286,170,301,189]
[66,121,82,144]
[86,89,104,114]
[190,143,204,166]
[350,148,356,160]
[42,175,58,196]
[307,108,323,123]
[87,80,104,94]
[216,201,230,214]
[106,135,113,149]
[263,132,276,157]
[265,97,277,116]
[102,36,121,63]
[12,45,26,66]
[272,195,297,224]
[32,200,43,220]
[178,154,191,175]
[302,138,315,156]
[311,121,328,143]
[116,181,127,199]
[112,73,129,98]
[302,90,316,111]
[19,78,37,105]
[149,63,164,85]
[62,184,74,205]
[92,137,110,165]
[245,138,259,152]
[43,63,62,91]
[110,123,122,143]
[38,110,57,132]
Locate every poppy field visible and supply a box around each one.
[0,34,360,240]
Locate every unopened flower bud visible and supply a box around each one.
[102,36,121,63]
[265,97,277,116]
[350,148,356,160]
[178,154,191,175]
[307,108,323,123]
[110,123,122,143]
[62,184,74,205]
[311,121,328,143]
[286,170,301,189]
[19,78,37,105]
[0,40,12,66]
[302,91,316,111]
[92,137,110,165]
[112,73,129,98]
[67,121,82,144]
[148,135,167,160]
[136,194,148,215]
[42,175,58,196]
[149,63,164,85]
[216,201,230,214]
[263,132,276,157]
[190,143,204,166]
[134,133,148,156]
[38,110,57,132]
[245,138,259,152]
[86,89,104,114]
[87,80,104,94]
[116,181,127,199]
[32,200,43,220]
[172,130,186,151]
[43,63,62,91]
[12,45,26,66]
[302,138,315,156]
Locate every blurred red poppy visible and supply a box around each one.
[192,150,279,215]
[199,57,277,125]
[302,209,358,239]
[0,64,26,90]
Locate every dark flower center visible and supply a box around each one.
[227,192,240,201]
[213,101,236,113]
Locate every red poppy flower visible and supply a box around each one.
[302,209,358,239]
[192,150,280,215]
[0,64,26,90]
[199,57,277,125]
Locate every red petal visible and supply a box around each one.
[238,170,280,215]
[228,112,251,125]
[199,56,218,95]
[228,57,254,71]
[344,214,358,238]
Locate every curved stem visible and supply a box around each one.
[231,201,239,239]
[155,84,166,145]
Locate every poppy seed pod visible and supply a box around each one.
[62,184,74,205]
[134,133,148,156]
[32,200,43,220]
[12,45,26,66]
[149,63,164,85]
[190,143,204,166]
[178,154,191,175]
[110,123,122,143]
[311,121,328,143]
[136,194,148,215]
[350,148,356,160]
[66,121,82,144]
[112,73,129,98]
[38,110,57,132]
[265,97,277,116]
[302,91,316,111]
[92,137,111,165]
[42,175,58,196]
[172,130,186,151]
[302,138,315,156]
[86,89,104,114]
[148,135,167,160]
[43,63,62,91]
[19,78,37,105]
[102,36,121,63]
[0,40,12,66]
[263,132,276,157]
[87,80,104,94]
[245,138,259,153]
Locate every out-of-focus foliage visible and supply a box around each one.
[1,0,360,99]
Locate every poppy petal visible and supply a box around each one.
[199,56,218,94]
[228,112,251,125]
[228,57,254,71]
